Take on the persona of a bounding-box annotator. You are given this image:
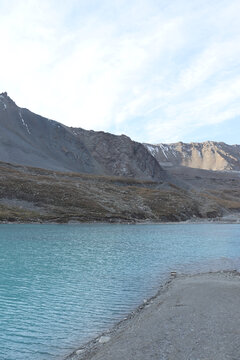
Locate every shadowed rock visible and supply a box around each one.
[0,92,165,181]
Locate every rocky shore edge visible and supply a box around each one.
[64,270,240,360]
[1,212,240,225]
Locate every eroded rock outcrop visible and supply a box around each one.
[144,141,240,171]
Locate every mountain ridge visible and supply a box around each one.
[0,92,165,181]
[144,141,240,171]
[1,92,240,223]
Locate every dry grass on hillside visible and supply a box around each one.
[0,162,239,223]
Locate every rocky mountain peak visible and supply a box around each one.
[144,141,240,171]
[0,93,166,181]
[0,92,17,108]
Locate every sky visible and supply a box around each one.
[0,0,240,144]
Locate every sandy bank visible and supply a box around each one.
[66,271,240,360]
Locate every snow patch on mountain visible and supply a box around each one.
[19,110,31,134]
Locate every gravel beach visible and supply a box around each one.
[67,271,240,360]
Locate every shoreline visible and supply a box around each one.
[1,213,240,225]
[64,272,176,360]
[65,270,240,360]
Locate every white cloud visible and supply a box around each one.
[0,0,240,143]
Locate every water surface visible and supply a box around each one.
[0,223,240,359]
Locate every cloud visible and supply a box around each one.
[0,0,240,143]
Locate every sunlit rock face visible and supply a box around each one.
[0,92,165,181]
[144,141,240,171]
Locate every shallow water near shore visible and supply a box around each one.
[1,223,240,360]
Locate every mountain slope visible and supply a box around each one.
[144,141,240,171]
[0,92,165,181]
[0,161,228,223]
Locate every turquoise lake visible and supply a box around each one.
[1,223,240,359]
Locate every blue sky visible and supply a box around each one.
[0,0,240,144]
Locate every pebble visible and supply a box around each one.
[99,336,111,343]
[76,349,84,355]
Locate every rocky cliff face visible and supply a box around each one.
[0,92,165,181]
[144,141,240,171]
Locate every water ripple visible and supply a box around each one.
[0,223,240,359]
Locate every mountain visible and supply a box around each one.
[1,92,240,224]
[144,141,240,171]
[0,92,165,181]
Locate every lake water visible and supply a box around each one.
[1,223,240,360]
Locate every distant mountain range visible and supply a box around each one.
[1,92,239,178]
[144,141,240,171]
[1,92,240,223]
[0,92,164,181]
